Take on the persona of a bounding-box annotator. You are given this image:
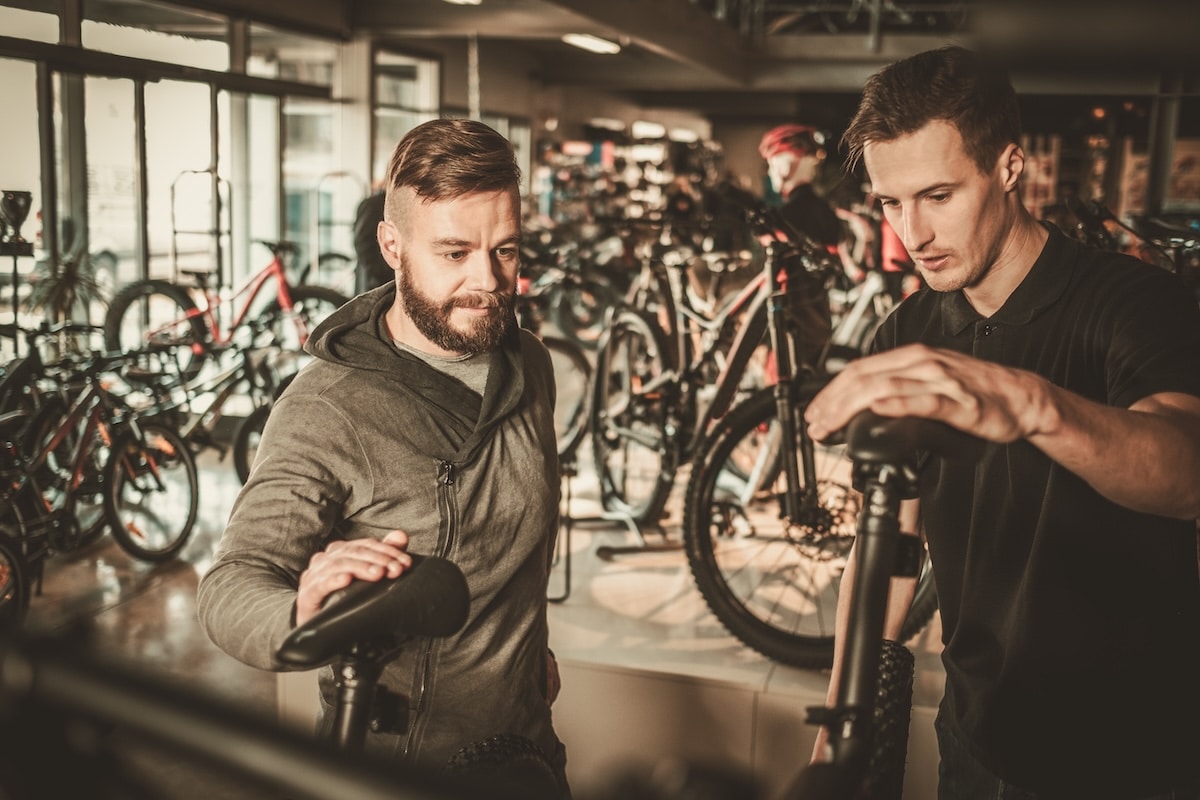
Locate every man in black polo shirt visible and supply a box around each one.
[805,46,1200,799]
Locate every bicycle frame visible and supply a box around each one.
[625,247,769,443]
[184,247,306,348]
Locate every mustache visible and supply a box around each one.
[448,292,512,310]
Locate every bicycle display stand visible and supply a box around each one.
[547,454,682,604]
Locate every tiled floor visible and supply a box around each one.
[14,438,946,800]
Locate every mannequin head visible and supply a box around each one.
[759,124,827,198]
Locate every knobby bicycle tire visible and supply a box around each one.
[683,386,936,669]
[590,309,676,523]
[103,280,209,382]
[104,423,198,562]
[864,639,916,800]
[541,335,591,461]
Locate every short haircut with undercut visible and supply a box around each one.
[383,118,521,227]
[841,46,1021,176]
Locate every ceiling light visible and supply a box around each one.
[561,33,621,55]
[442,0,482,5]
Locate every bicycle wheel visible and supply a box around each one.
[104,280,209,381]
[0,525,30,622]
[542,336,591,460]
[256,284,349,355]
[590,309,675,523]
[232,401,270,484]
[683,385,934,668]
[104,423,198,562]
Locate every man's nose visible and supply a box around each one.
[467,252,501,292]
[900,208,933,252]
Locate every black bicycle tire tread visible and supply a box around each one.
[864,640,915,800]
[104,423,198,563]
[589,309,675,523]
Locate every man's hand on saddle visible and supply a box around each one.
[295,530,413,627]
[804,344,1049,444]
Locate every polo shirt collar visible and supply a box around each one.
[941,223,1076,336]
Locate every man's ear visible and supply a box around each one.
[998,143,1025,193]
[377,219,403,271]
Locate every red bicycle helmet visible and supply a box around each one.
[759,124,827,160]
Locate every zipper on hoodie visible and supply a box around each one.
[403,458,460,758]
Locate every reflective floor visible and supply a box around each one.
[18,439,947,799]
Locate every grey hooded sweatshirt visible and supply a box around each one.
[197,283,562,768]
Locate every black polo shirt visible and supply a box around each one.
[873,225,1200,797]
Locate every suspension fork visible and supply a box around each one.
[763,241,817,521]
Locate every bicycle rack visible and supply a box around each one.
[308,171,366,286]
[548,453,681,604]
[169,167,231,291]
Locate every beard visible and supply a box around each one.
[397,257,515,355]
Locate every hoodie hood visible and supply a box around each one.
[305,283,527,464]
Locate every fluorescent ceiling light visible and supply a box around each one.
[442,0,482,5]
[561,33,621,55]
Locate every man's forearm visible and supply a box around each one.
[1029,386,1200,519]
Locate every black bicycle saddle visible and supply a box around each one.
[276,554,470,669]
[844,410,985,465]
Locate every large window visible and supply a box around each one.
[373,50,440,182]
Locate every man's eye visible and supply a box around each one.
[496,247,519,260]
[879,199,899,209]
[445,251,467,261]
[928,193,951,203]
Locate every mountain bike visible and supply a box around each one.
[103,239,349,382]
[589,204,835,527]
[680,225,938,668]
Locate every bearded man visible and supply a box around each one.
[198,118,569,797]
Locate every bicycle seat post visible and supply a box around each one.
[329,641,394,752]
[831,462,911,763]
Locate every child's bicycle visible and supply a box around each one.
[102,239,349,382]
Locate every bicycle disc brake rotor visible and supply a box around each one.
[783,478,859,561]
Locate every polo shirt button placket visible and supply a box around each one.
[973,322,1000,357]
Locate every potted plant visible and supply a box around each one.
[24,232,108,326]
